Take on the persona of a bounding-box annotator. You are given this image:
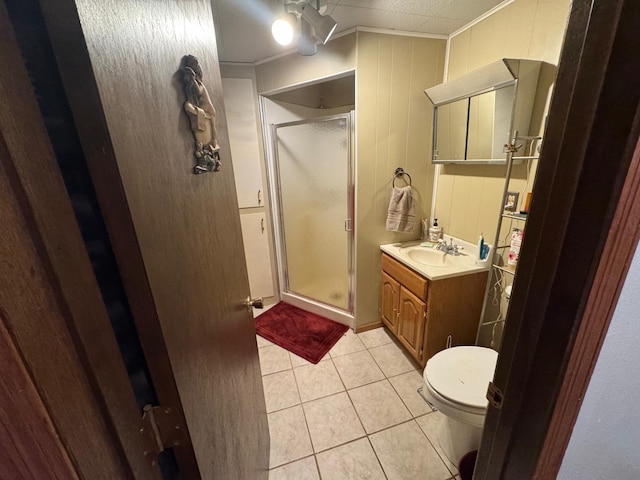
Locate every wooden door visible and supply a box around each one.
[39,1,269,479]
[397,287,426,361]
[2,4,162,478]
[380,272,400,333]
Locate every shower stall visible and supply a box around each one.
[268,112,355,326]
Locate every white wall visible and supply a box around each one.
[558,243,640,479]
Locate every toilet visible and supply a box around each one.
[422,346,498,465]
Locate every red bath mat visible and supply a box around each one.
[255,302,348,364]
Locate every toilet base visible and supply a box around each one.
[437,414,483,466]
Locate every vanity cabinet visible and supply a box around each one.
[380,253,487,367]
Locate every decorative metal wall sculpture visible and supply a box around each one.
[181,55,221,174]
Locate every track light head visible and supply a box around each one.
[298,18,318,55]
[300,4,337,45]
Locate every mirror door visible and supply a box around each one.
[432,83,517,163]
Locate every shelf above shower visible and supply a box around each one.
[263,71,355,109]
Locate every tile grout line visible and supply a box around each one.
[333,349,385,390]
[264,366,301,415]
[293,358,345,404]
[313,454,323,480]
[267,453,316,475]
[387,370,428,419]
[265,349,308,472]
[365,434,390,480]
[366,335,421,378]
[414,415,459,477]
[291,357,318,466]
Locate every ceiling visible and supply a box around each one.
[212,0,506,63]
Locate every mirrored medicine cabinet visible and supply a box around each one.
[425,59,542,164]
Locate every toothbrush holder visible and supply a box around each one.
[475,244,494,266]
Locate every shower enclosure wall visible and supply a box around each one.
[263,96,355,327]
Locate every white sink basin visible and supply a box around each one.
[381,238,489,281]
[399,246,468,268]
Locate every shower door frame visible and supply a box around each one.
[267,113,355,327]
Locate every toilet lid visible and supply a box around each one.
[424,346,498,409]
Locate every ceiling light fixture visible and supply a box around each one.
[271,0,338,55]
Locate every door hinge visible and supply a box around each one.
[139,405,185,467]
[486,381,504,410]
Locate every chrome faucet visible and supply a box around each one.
[436,239,462,256]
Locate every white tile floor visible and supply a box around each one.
[257,327,462,480]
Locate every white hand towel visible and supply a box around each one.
[386,186,415,233]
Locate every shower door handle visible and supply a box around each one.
[344,219,352,232]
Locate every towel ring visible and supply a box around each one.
[393,167,412,187]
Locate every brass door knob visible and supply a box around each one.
[245,296,264,310]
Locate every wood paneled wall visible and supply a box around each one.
[355,32,446,327]
[434,0,572,243]
[255,33,356,94]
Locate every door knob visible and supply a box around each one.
[245,296,264,310]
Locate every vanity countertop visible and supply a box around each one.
[380,236,490,281]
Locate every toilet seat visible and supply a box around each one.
[423,346,498,421]
[422,346,499,462]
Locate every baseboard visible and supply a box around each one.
[355,321,383,333]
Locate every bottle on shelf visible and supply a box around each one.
[508,228,523,270]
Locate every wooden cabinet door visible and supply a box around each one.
[380,272,400,333]
[221,77,265,209]
[240,212,274,298]
[398,287,426,361]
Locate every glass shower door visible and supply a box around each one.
[272,114,353,313]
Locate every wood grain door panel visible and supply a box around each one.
[2,4,162,478]
[39,0,270,478]
[381,272,399,333]
[398,287,426,361]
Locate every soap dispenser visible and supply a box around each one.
[429,219,443,242]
